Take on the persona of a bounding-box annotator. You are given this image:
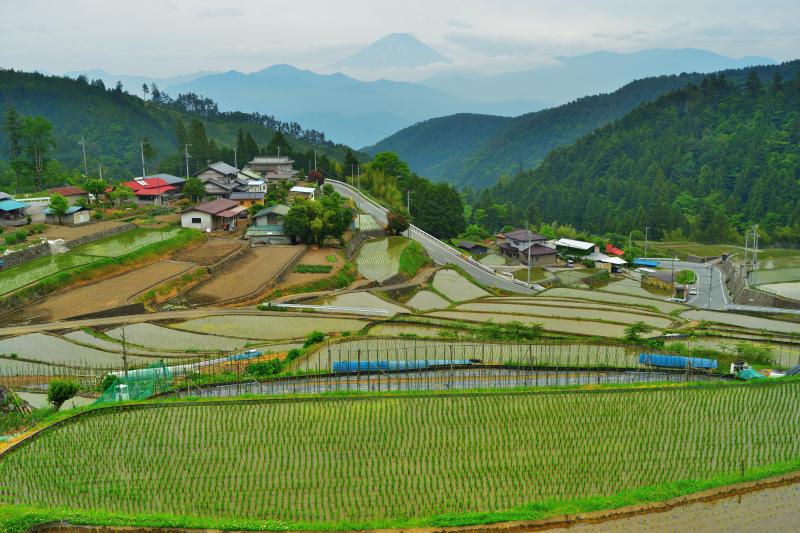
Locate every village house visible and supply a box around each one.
[49,186,88,206]
[180,198,246,232]
[44,205,91,226]
[122,177,179,206]
[243,156,297,181]
[245,204,292,245]
[458,241,489,255]
[134,173,186,193]
[194,162,267,205]
[495,229,557,265]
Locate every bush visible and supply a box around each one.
[3,231,27,245]
[246,359,283,377]
[47,379,79,409]
[294,264,333,273]
[303,331,325,347]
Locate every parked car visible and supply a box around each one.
[689,287,698,296]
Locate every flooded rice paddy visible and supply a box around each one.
[455,302,674,328]
[105,323,249,352]
[405,290,451,311]
[73,228,181,257]
[682,310,799,334]
[543,287,686,313]
[432,269,489,301]
[354,237,407,282]
[426,310,635,337]
[310,291,409,315]
[172,315,369,340]
[0,254,99,296]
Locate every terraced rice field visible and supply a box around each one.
[759,282,800,301]
[62,330,201,359]
[0,333,152,367]
[478,253,506,266]
[432,269,489,301]
[542,287,686,314]
[682,310,800,334]
[556,268,600,286]
[675,337,800,369]
[2,385,797,526]
[0,254,99,296]
[185,246,300,305]
[751,266,800,285]
[366,323,449,337]
[425,310,636,338]
[598,278,670,299]
[105,323,251,352]
[454,302,674,329]
[305,337,636,369]
[28,261,196,320]
[355,214,381,231]
[406,290,451,311]
[484,297,670,316]
[354,237,407,282]
[310,292,409,315]
[73,228,181,257]
[173,315,369,340]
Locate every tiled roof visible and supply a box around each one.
[208,161,239,176]
[504,229,547,242]
[254,204,290,217]
[187,198,241,215]
[49,186,86,196]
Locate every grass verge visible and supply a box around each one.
[398,240,430,277]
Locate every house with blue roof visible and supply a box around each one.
[0,197,28,225]
[44,205,91,226]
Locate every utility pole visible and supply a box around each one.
[406,190,413,238]
[527,242,532,285]
[313,149,318,172]
[184,144,191,178]
[140,139,147,178]
[78,136,88,176]
[98,163,103,182]
[233,146,238,170]
[644,226,651,259]
[357,165,360,190]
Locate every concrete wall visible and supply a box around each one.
[719,258,800,310]
[64,223,136,249]
[181,211,213,232]
[344,229,385,259]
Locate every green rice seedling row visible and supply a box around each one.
[432,269,489,301]
[353,237,407,281]
[426,310,636,338]
[681,310,799,334]
[72,228,182,257]
[1,384,798,527]
[172,315,369,340]
[541,288,687,314]
[0,254,100,296]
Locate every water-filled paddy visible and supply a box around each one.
[543,287,686,314]
[73,228,181,257]
[0,333,152,367]
[105,323,249,352]
[0,254,99,295]
[406,290,450,310]
[432,269,489,301]
[455,302,674,328]
[681,310,800,334]
[354,237,408,282]
[173,315,369,340]
[310,291,409,315]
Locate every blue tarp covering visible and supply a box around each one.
[634,258,660,267]
[333,360,474,373]
[639,353,718,370]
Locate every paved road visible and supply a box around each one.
[330,180,533,294]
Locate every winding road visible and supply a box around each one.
[329,180,534,294]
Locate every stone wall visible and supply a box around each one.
[2,241,51,268]
[719,258,800,309]
[344,230,385,259]
[64,223,136,249]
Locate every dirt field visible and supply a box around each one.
[186,246,301,305]
[280,247,344,287]
[173,238,243,266]
[40,221,130,241]
[24,260,197,320]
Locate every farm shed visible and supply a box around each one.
[555,238,598,257]
[44,205,91,226]
[244,224,291,245]
[0,198,28,224]
[181,198,245,232]
[289,186,316,201]
[457,241,488,255]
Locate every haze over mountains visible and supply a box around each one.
[64,35,775,149]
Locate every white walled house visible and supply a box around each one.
[181,198,245,232]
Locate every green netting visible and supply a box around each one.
[95,362,173,404]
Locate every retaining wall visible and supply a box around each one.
[64,223,136,249]
[719,259,800,310]
[345,229,385,259]
[2,241,51,268]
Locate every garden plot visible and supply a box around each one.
[454,302,674,329]
[184,246,300,305]
[681,310,800,334]
[310,292,409,316]
[280,247,344,287]
[105,323,251,352]
[305,337,636,369]
[0,333,152,367]
[354,237,407,282]
[758,282,800,301]
[0,254,100,296]
[73,228,181,257]
[173,315,369,340]
[406,290,450,311]
[426,311,636,338]
[542,287,686,314]
[28,261,196,320]
[432,269,489,301]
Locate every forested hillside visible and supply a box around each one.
[0,69,360,191]
[368,62,794,190]
[475,69,800,245]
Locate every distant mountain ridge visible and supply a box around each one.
[339,33,450,69]
[367,61,789,190]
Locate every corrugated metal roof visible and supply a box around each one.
[555,238,596,250]
[254,204,290,217]
[245,225,286,236]
[43,206,87,215]
[0,199,28,211]
[208,161,239,175]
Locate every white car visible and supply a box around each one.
[689,287,698,296]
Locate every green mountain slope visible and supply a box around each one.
[479,63,800,244]
[0,69,357,182]
[368,63,792,190]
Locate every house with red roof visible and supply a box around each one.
[605,243,625,256]
[49,186,88,206]
[122,177,178,206]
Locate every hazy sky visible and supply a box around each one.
[1,0,798,78]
